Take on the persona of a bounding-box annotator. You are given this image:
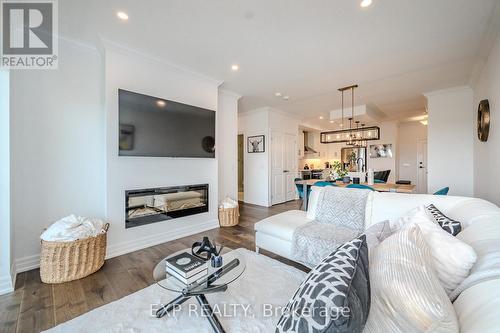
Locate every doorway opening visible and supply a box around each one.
[238,134,244,202]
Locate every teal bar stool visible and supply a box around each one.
[294,178,305,199]
[434,187,449,195]
[313,181,334,187]
[346,184,375,191]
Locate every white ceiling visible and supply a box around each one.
[62,0,499,123]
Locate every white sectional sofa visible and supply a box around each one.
[255,187,500,260]
[254,186,500,332]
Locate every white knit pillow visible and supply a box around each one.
[391,206,477,295]
[364,226,459,333]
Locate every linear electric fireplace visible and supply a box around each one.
[125,184,209,228]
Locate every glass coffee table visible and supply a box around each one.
[153,248,246,333]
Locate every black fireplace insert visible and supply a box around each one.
[125,184,209,228]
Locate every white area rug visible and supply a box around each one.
[44,248,306,333]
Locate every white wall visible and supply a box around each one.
[217,90,240,202]
[104,43,221,258]
[367,121,398,183]
[397,121,428,190]
[0,70,14,295]
[8,36,231,274]
[10,40,105,272]
[425,86,474,196]
[238,108,270,206]
[473,32,500,206]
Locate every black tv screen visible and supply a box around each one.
[118,89,216,158]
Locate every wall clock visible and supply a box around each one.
[477,99,490,142]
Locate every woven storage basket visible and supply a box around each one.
[219,205,239,227]
[40,223,109,284]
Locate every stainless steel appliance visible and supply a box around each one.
[341,147,367,172]
[311,169,323,179]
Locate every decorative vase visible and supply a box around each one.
[342,176,351,184]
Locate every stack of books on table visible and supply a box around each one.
[166,252,208,285]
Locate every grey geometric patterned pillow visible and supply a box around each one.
[426,204,462,236]
[275,235,370,333]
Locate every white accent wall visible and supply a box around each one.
[217,90,241,202]
[238,108,270,207]
[6,37,235,280]
[103,43,221,258]
[473,31,500,206]
[425,86,474,196]
[10,40,105,273]
[0,70,13,294]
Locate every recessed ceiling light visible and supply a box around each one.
[117,11,129,20]
[231,64,239,71]
[329,120,334,123]
[275,92,282,97]
[283,96,290,100]
[156,100,166,107]
[360,0,372,8]
[319,116,324,120]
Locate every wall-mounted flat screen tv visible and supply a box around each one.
[118,89,216,158]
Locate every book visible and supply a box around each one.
[167,266,207,285]
[165,252,207,278]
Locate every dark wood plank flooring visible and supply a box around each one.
[0,200,303,333]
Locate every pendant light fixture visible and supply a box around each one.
[320,84,381,145]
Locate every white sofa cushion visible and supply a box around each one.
[306,186,322,220]
[254,210,312,242]
[367,192,468,227]
[365,226,459,333]
[447,199,500,228]
[449,219,500,300]
[391,206,477,295]
[454,279,500,333]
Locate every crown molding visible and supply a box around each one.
[98,36,223,87]
[423,85,473,98]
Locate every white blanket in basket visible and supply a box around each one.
[41,215,106,242]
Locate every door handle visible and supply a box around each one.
[283,170,289,173]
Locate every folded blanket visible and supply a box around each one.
[292,222,359,267]
[291,187,370,267]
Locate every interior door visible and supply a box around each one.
[417,139,428,194]
[271,131,285,205]
[238,134,244,192]
[284,134,298,201]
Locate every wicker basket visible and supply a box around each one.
[40,223,109,284]
[219,205,240,227]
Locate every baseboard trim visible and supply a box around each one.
[106,219,220,259]
[15,253,40,274]
[14,219,220,274]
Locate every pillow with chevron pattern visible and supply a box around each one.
[426,204,462,236]
[275,235,370,333]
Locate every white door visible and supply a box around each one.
[284,134,298,201]
[417,139,428,194]
[271,131,285,205]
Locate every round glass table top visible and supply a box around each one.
[153,248,246,293]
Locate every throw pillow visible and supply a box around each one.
[391,206,477,295]
[426,204,462,236]
[364,220,392,252]
[275,235,370,333]
[364,226,459,333]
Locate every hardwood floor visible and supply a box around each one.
[0,200,304,333]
